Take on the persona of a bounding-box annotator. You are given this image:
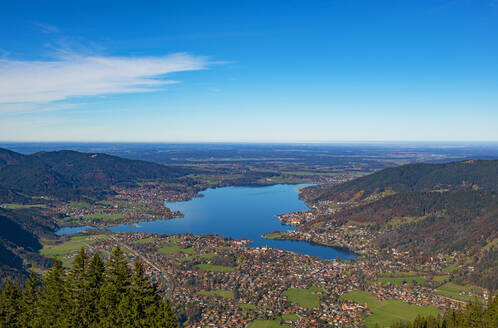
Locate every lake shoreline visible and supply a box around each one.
[56,184,356,260]
[262,232,357,258]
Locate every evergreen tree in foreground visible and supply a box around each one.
[0,247,178,328]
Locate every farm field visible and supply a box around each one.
[435,283,483,302]
[40,235,109,267]
[196,264,236,272]
[1,203,46,209]
[433,275,450,283]
[340,290,440,328]
[69,201,90,208]
[157,245,182,256]
[247,319,289,328]
[376,276,426,286]
[86,213,125,220]
[199,253,216,259]
[283,286,323,309]
[158,245,196,256]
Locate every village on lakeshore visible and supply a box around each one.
[35,179,490,328]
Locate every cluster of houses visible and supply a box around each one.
[56,185,184,226]
[78,231,474,327]
[69,223,485,328]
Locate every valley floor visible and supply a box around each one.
[36,231,487,327]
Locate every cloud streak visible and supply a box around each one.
[34,22,60,34]
[0,53,208,109]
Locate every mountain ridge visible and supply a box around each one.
[302,160,498,290]
[0,148,190,202]
[304,159,498,203]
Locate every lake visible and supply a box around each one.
[57,184,356,260]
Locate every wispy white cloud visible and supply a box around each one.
[34,22,60,34]
[0,53,208,112]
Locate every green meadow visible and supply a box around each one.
[86,213,125,220]
[196,264,236,272]
[157,245,196,256]
[435,283,483,302]
[1,203,47,209]
[341,290,440,328]
[40,235,108,267]
[247,320,289,328]
[376,276,426,286]
[283,286,323,309]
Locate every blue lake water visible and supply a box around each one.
[57,184,356,260]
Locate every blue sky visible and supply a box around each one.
[1,0,497,142]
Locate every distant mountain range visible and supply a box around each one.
[302,159,498,290]
[0,148,190,203]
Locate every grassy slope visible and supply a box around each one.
[198,289,234,299]
[40,235,109,267]
[341,290,440,328]
[435,282,483,302]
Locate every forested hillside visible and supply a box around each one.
[304,160,498,202]
[0,208,56,284]
[305,160,498,290]
[329,190,497,289]
[0,148,190,202]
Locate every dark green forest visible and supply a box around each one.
[0,247,178,328]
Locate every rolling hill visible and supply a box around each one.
[303,160,498,290]
[0,148,190,202]
[304,159,498,202]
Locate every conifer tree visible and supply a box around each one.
[129,260,159,326]
[0,280,21,327]
[157,298,179,328]
[100,246,132,327]
[38,259,66,327]
[18,271,41,328]
[65,249,89,328]
[86,252,105,327]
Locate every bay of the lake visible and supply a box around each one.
[57,184,355,260]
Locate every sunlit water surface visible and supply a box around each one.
[57,184,355,260]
